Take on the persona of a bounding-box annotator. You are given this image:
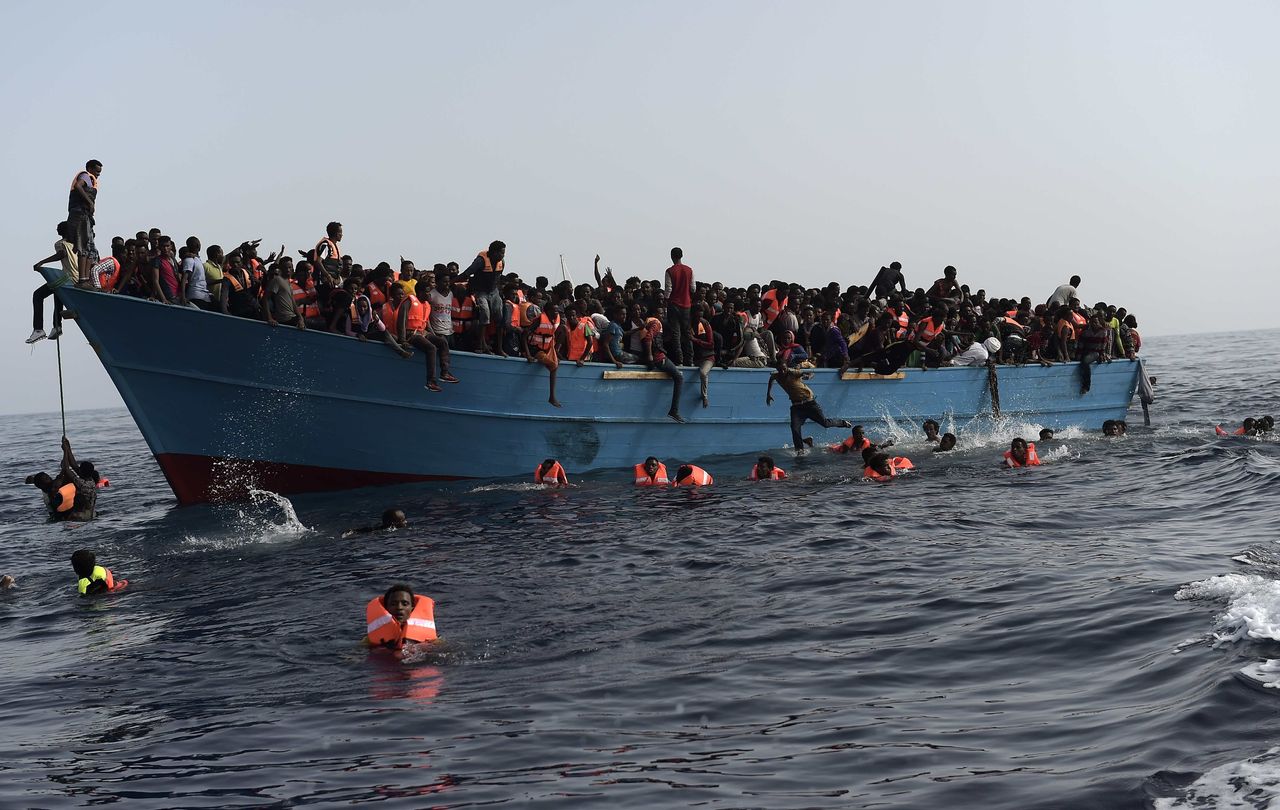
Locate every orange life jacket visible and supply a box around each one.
[510,300,534,329]
[1070,311,1087,330]
[832,436,871,454]
[674,465,713,487]
[477,250,504,275]
[224,268,251,293]
[749,464,786,480]
[290,279,320,319]
[1215,425,1248,436]
[535,461,567,485]
[889,308,910,339]
[1057,319,1077,341]
[319,237,342,263]
[366,282,387,309]
[565,320,592,361]
[1003,443,1042,467]
[92,257,121,291]
[914,316,944,344]
[863,457,915,482]
[452,294,474,334]
[529,312,560,353]
[761,289,787,327]
[365,594,437,649]
[634,462,669,486]
[54,483,76,512]
[72,170,99,191]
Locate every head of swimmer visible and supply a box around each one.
[756,455,775,475]
[868,453,893,476]
[26,472,54,493]
[937,433,956,451]
[1039,428,1055,442]
[70,549,96,579]
[381,508,407,530]
[644,456,661,477]
[1010,437,1028,462]
[1103,420,1119,437]
[923,420,940,441]
[382,584,416,626]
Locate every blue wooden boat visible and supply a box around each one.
[42,266,1143,504]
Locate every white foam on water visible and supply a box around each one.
[1175,574,1280,645]
[876,409,1087,452]
[1153,747,1280,809]
[1241,660,1280,689]
[468,482,546,493]
[177,489,310,553]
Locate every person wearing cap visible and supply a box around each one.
[947,336,1001,367]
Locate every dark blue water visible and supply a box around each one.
[4,330,1280,809]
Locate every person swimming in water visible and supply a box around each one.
[1003,437,1041,467]
[923,419,941,443]
[862,449,914,481]
[933,432,957,452]
[534,458,569,486]
[750,455,786,480]
[365,583,437,652]
[70,549,126,596]
[343,508,407,538]
[832,424,894,455]
[1039,428,1055,442]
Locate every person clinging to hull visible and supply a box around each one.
[766,356,851,452]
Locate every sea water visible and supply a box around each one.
[2,329,1280,808]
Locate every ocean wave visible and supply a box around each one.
[1175,573,1280,645]
[1151,747,1280,809]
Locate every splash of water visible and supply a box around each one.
[1175,573,1280,645]
[1153,747,1280,809]
[179,489,309,552]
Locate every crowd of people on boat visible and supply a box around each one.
[30,161,1144,413]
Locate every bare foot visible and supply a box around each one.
[549,398,562,408]
[701,396,709,408]
[668,411,685,423]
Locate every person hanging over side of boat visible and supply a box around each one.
[766,356,851,452]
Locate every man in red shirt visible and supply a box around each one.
[664,246,694,365]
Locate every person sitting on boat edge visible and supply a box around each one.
[673,464,713,487]
[71,549,127,596]
[28,220,84,344]
[525,301,564,408]
[634,457,669,487]
[535,459,569,486]
[1003,437,1041,468]
[831,424,894,455]
[749,456,786,480]
[384,281,457,392]
[862,450,914,482]
[933,432,957,452]
[766,356,851,452]
[642,314,685,423]
[365,583,437,652]
[342,509,408,538]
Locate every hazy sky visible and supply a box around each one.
[2,1,1276,415]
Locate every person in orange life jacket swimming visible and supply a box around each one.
[749,455,786,480]
[525,301,565,408]
[673,464,713,487]
[365,583,437,652]
[26,437,97,522]
[535,458,569,486]
[767,356,852,452]
[831,424,894,455]
[634,457,669,486]
[933,432,957,452]
[385,282,457,392]
[1003,437,1041,468]
[1216,418,1257,437]
[70,549,127,596]
[343,508,407,538]
[861,449,915,482]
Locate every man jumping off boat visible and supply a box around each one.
[766,357,851,452]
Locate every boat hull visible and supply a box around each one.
[51,273,1141,504]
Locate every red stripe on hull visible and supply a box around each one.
[154,453,461,506]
